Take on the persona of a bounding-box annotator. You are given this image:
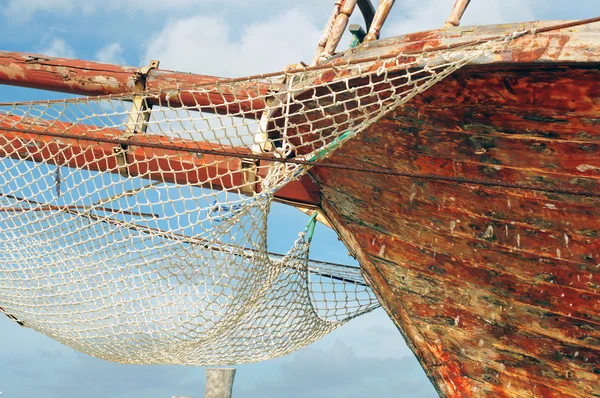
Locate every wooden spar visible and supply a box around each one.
[312,3,341,65]
[0,114,320,206]
[363,0,396,42]
[322,0,358,60]
[445,0,471,27]
[313,0,376,64]
[0,51,269,118]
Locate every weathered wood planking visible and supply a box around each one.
[312,23,600,397]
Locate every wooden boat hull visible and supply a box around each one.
[312,21,600,397]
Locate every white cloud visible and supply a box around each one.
[95,42,125,65]
[37,38,76,59]
[1,0,256,23]
[3,0,75,22]
[141,9,321,77]
[3,0,597,29]
[386,0,535,36]
[105,0,249,12]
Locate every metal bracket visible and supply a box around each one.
[240,158,259,195]
[349,24,367,48]
[114,59,160,176]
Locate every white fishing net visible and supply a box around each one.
[0,36,511,365]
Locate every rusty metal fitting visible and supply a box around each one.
[114,59,160,176]
[133,59,160,92]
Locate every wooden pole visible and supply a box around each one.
[0,114,322,205]
[445,0,471,27]
[364,0,396,42]
[0,51,269,118]
[312,2,342,65]
[205,368,236,398]
[320,0,358,61]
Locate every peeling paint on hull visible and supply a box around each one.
[311,21,600,398]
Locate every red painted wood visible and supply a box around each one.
[315,63,600,397]
[0,51,268,117]
[0,114,320,205]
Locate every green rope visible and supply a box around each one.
[307,130,353,162]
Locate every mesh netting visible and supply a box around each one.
[0,36,511,365]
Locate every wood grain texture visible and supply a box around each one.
[312,24,600,396]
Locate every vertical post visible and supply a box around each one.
[321,0,358,61]
[445,0,471,27]
[124,60,160,137]
[363,0,396,42]
[205,368,236,398]
[114,59,160,176]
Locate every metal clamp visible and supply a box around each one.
[240,158,259,195]
[114,59,160,176]
[349,24,367,48]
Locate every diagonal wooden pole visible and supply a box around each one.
[445,0,471,26]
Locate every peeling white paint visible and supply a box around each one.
[544,203,557,210]
[90,75,120,88]
[378,244,386,257]
[482,225,494,239]
[0,63,26,80]
[576,164,600,172]
[165,90,180,100]
[409,183,417,203]
[450,220,456,234]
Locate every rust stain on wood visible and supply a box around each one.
[0,51,268,118]
[314,47,600,397]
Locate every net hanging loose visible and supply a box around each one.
[0,35,513,365]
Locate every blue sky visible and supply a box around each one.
[1,1,600,397]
